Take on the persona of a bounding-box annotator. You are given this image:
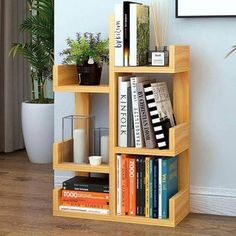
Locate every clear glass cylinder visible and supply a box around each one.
[62,115,95,164]
[93,127,109,164]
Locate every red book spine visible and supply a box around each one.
[121,155,129,215]
[128,157,136,216]
[61,190,109,201]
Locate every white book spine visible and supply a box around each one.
[118,77,130,147]
[115,4,123,66]
[130,77,146,148]
[117,155,122,215]
[129,4,137,66]
[158,158,162,219]
[59,205,109,215]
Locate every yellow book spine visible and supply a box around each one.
[145,157,150,217]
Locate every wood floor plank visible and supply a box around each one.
[0,150,236,236]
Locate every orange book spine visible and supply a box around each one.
[61,200,109,209]
[121,155,129,215]
[128,157,136,216]
[60,197,108,205]
[61,190,109,200]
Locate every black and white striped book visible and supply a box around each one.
[143,83,171,149]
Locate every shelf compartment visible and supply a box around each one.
[115,123,189,156]
[53,188,189,227]
[53,65,109,93]
[114,45,190,74]
[53,140,110,174]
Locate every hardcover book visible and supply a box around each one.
[62,176,109,193]
[129,4,149,66]
[115,4,123,66]
[161,156,178,219]
[137,81,157,148]
[152,158,159,218]
[144,83,170,149]
[130,76,147,148]
[118,76,130,147]
[145,157,150,217]
[117,155,122,215]
[59,205,109,215]
[128,157,136,215]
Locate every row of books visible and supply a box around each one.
[117,155,178,219]
[115,1,149,66]
[59,176,109,215]
[118,76,175,149]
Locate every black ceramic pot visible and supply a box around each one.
[77,63,102,85]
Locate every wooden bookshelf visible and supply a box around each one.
[52,15,190,227]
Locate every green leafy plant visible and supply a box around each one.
[60,33,109,68]
[9,0,54,103]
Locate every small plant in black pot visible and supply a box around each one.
[60,32,109,85]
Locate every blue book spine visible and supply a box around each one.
[149,158,153,218]
[152,158,158,218]
[162,157,178,219]
[162,158,168,218]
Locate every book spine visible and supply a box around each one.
[130,77,144,148]
[129,4,137,66]
[115,4,123,66]
[162,159,168,219]
[59,205,109,215]
[62,184,109,193]
[117,155,122,215]
[139,157,145,216]
[152,158,158,218]
[137,82,157,148]
[125,157,130,215]
[144,84,169,149]
[145,157,150,217]
[61,190,109,201]
[118,78,129,147]
[129,158,136,215]
[123,1,131,66]
[136,157,140,215]
[149,158,153,218]
[158,158,162,219]
[61,200,109,209]
[127,86,132,147]
[121,155,126,215]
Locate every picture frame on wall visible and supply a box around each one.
[176,0,236,18]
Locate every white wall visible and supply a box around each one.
[54,0,236,215]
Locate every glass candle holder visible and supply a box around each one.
[62,115,95,164]
[93,127,109,164]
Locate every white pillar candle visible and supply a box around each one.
[101,135,109,164]
[73,129,88,164]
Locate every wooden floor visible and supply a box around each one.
[0,151,236,236]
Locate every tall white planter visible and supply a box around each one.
[22,102,54,163]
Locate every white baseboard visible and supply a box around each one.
[54,176,236,217]
[190,186,236,216]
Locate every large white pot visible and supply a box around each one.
[22,102,54,163]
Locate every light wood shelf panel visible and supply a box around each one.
[54,163,109,173]
[54,84,110,93]
[53,141,109,173]
[53,188,189,227]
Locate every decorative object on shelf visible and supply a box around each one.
[9,0,54,163]
[150,0,170,66]
[89,156,103,166]
[60,32,109,85]
[93,128,109,164]
[62,115,95,164]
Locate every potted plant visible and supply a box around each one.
[60,32,109,85]
[9,0,54,163]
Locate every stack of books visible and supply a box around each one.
[115,1,149,66]
[116,155,178,219]
[59,176,109,215]
[118,76,175,149]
